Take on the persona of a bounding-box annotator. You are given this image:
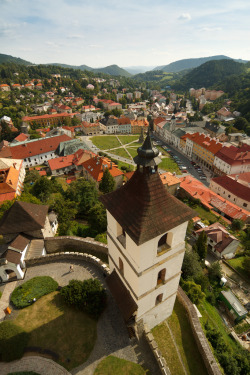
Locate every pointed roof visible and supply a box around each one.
[100,134,194,245]
[0,201,48,235]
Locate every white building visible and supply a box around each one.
[214,145,250,176]
[101,134,193,330]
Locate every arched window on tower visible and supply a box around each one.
[117,223,126,248]
[157,269,166,286]
[155,293,163,305]
[157,232,173,255]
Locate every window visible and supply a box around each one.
[157,269,166,285]
[119,258,124,275]
[228,195,231,198]
[155,294,163,305]
[157,232,172,254]
[243,203,247,207]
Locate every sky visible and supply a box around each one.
[1,0,250,69]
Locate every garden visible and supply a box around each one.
[94,355,148,375]
[0,277,106,370]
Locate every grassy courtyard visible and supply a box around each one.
[152,298,208,375]
[91,136,121,149]
[94,355,148,375]
[227,256,249,280]
[12,291,97,370]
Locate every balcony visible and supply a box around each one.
[157,243,171,256]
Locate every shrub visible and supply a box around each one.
[0,321,29,361]
[94,232,107,244]
[182,280,205,305]
[11,276,58,309]
[60,278,106,318]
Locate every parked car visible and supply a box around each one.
[199,176,207,180]
[191,161,196,165]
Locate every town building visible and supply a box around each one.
[0,84,10,92]
[82,121,100,136]
[194,222,239,259]
[160,172,180,195]
[179,175,250,223]
[0,158,26,203]
[219,290,247,323]
[101,134,193,329]
[0,202,57,281]
[210,173,250,210]
[4,134,72,168]
[22,113,76,128]
[117,117,131,134]
[213,144,250,175]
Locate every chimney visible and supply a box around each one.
[235,175,239,181]
[9,179,12,185]
[13,163,16,169]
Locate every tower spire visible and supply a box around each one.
[133,131,161,168]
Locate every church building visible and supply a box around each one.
[101,133,193,329]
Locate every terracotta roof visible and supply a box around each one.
[14,133,29,142]
[22,113,75,122]
[117,117,131,125]
[106,270,137,322]
[9,134,71,159]
[48,154,74,171]
[211,175,250,202]
[184,132,223,155]
[231,172,250,185]
[100,168,194,245]
[180,175,250,221]
[82,156,123,182]
[160,172,180,186]
[215,145,250,166]
[0,201,48,235]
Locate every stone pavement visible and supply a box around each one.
[12,260,160,375]
[0,280,16,321]
[0,356,70,375]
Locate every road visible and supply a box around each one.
[81,134,210,185]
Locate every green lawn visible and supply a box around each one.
[94,355,148,375]
[126,147,139,158]
[152,298,208,375]
[158,158,181,174]
[90,136,121,150]
[118,135,140,144]
[198,299,239,352]
[194,205,218,223]
[109,147,132,159]
[227,256,249,280]
[152,323,185,375]
[14,291,97,370]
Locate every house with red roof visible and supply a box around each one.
[12,83,22,90]
[48,149,96,176]
[179,175,250,223]
[82,156,124,189]
[194,222,239,259]
[82,121,100,136]
[0,158,25,204]
[22,112,76,128]
[0,84,10,92]
[82,105,96,112]
[210,173,250,211]
[12,133,30,143]
[213,144,250,175]
[5,134,71,168]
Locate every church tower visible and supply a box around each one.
[100,133,193,329]
[169,114,176,132]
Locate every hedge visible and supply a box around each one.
[11,276,58,309]
[0,321,29,362]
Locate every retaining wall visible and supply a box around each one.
[177,286,222,375]
[144,324,171,375]
[44,236,108,262]
[25,251,111,276]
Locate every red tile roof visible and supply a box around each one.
[82,156,123,182]
[9,134,71,159]
[211,175,250,201]
[184,132,223,155]
[22,113,75,122]
[215,144,250,166]
[14,133,29,142]
[180,175,250,221]
[48,154,74,171]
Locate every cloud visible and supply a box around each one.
[66,34,85,39]
[201,27,222,32]
[178,13,191,21]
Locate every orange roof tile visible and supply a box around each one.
[82,156,123,182]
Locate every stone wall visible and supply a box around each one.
[25,251,111,277]
[44,236,108,262]
[143,324,171,375]
[177,287,222,375]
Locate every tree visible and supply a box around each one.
[208,262,222,282]
[231,219,244,231]
[99,168,115,193]
[24,169,40,184]
[182,280,205,305]
[195,230,207,261]
[88,202,107,233]
[242,256,250,277]
[181,250,203,280]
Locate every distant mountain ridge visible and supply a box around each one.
[0,53,33,66]
[50,62,131,77]
[154,55,248,73]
